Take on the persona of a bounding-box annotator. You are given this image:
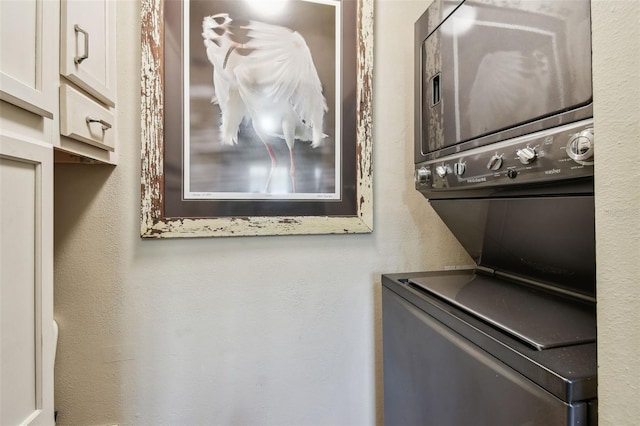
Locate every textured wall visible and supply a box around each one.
[53,1,470,425]
[592,1,640,424]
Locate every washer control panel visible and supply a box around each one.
[414,120,594,191]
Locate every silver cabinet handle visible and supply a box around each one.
[86,116,112,130]
[74,25,89,64]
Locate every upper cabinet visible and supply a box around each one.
[56,0,117,164]
[0,0,57,119]
[60,0,116,107]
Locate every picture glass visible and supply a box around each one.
[163,0,356,218]
[140,0,372,238]
[188,0,340,200]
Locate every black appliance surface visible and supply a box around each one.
[429,190,596,298]
[408,271,596,350]
[382,272,598,426]
[381,187,597,425]
[383,0,597,424]
[415,0,592,161]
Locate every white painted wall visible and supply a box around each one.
[53,1,640,425]
[53,1,470,425]
[592,1,640,425]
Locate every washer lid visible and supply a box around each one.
[409,271,596,350]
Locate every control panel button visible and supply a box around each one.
[453,161,466,176]
[414,167,431,185]
[507,169,518,179]
[516,147,537,165]
[435,165,448,178]
[566,128,594,164]
[487,154,503,171]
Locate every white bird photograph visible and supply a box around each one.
[185,0,339,199]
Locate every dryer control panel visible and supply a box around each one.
[414,119,594,192]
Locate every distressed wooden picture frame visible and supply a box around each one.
[141,0,373,238]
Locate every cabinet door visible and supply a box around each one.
[0,134,54,426]
[0,0,57,118]
[60,0,116,107]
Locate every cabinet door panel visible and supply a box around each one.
[0,135,54,426]
[0,0,56,118]
[60,0,116,107]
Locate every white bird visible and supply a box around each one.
[202,13,328,193]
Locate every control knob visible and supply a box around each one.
[487,154,503,171]
[414,167,431,185]
[453,161,466,176]
[516,147,537,165]
[566,128,594,164]
[435,165,448,178]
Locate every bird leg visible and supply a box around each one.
[289,147,296,193]
[264,143,278,193]
[281,117,297,193]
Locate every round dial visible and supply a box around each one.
[487,154,503,171]
[453,161,466,176]
[566,128,594,164]
[414,167,431,185]
[435,165,448,178]
[516,147,537,165]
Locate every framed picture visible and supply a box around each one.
[141,0,373,238]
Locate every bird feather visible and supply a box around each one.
[202,14,328,148]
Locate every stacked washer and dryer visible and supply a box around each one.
[382,1,597,424]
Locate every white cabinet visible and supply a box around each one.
[60,0,116,106]
[0,0,59,426]
[56,0,117,164]
[0,134,55,426]
[0,0,57,120]
[60,82,115,152]
[0,2,56,425]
